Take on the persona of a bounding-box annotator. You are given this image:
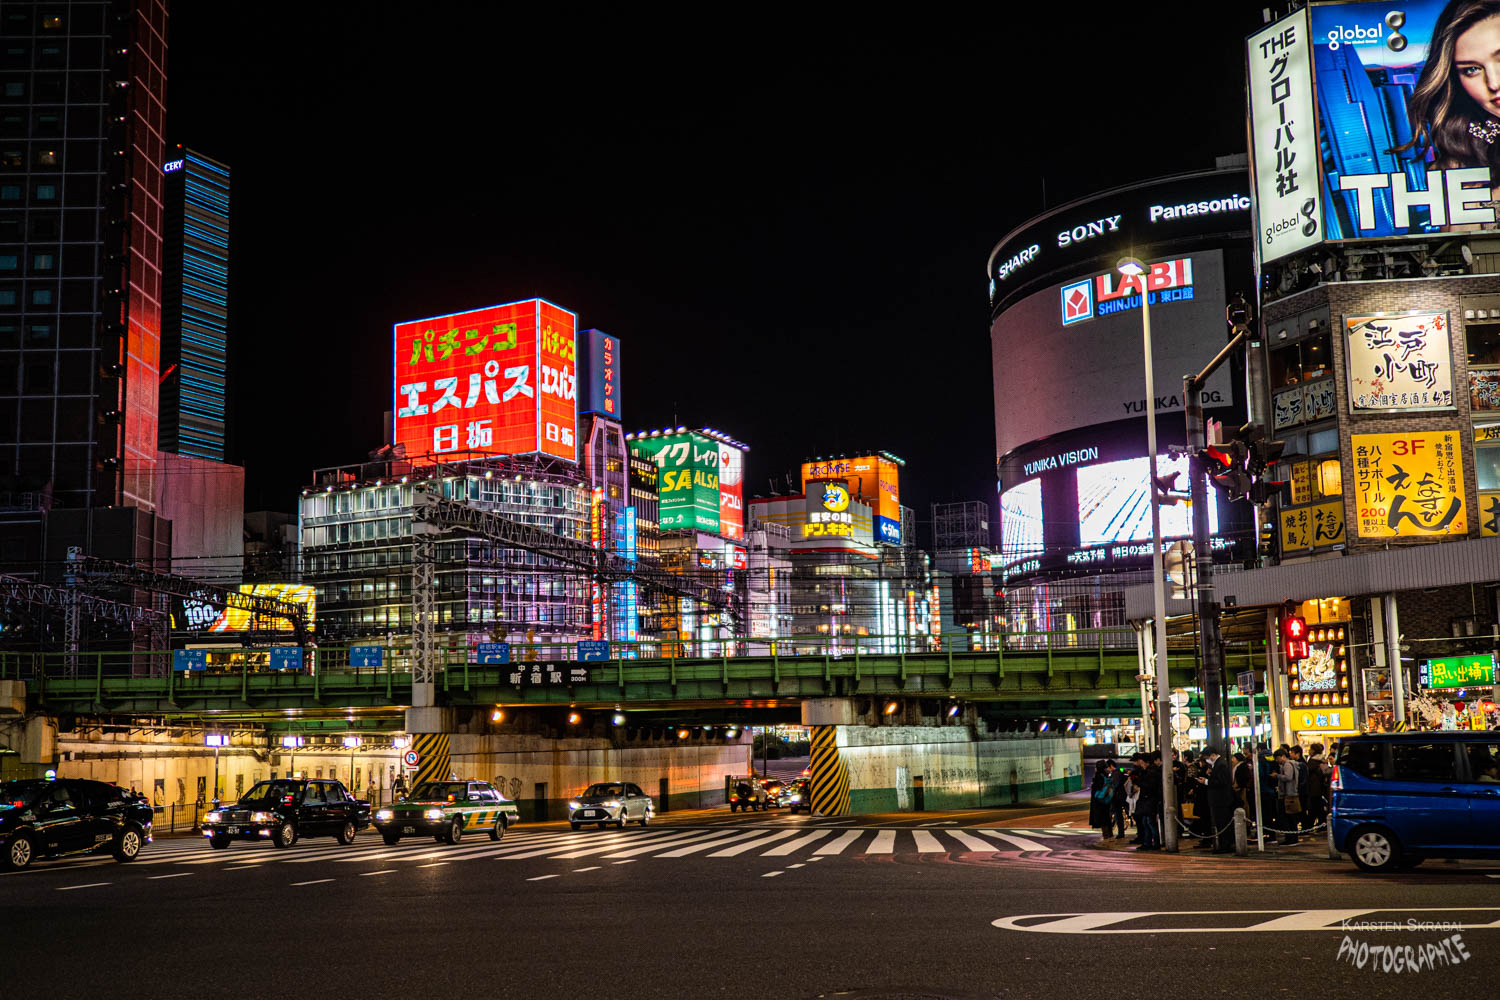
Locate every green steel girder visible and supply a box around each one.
[25,645,1266,717]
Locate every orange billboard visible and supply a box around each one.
[801,455,901,543]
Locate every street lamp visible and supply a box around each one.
[1118,255,1179,853]
[343,735,361,791]
[204,733,228,805]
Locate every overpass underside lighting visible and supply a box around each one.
[883,700,900,716]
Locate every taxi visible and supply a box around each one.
[373,779,518,845]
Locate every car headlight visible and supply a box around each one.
[424,808,444,820]
[568,800,581,810]
[249,811,274,824]
[375,809,393,822]
[789,794,801,802]
[604,800,621,808]
[203,811,221,824]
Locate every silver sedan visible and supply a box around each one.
[568,782,654,830]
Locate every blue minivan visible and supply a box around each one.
[1332,732,1500,873]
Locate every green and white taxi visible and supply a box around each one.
[373,780,518,845]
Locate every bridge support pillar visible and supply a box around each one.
[0,712,58,780]
[404,706,456,786]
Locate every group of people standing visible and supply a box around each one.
[1089,742,1332,851]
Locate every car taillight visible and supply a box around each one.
[1330,764,1341,791]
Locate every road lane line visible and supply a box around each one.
[573,866,601,872]
[787,863,805,869]
[359,869,396,876]
[148,872,194,880]
[527,874,560,881]
[811,829,863,855]
[762,871,783,878]
[597,831,723,859]
[979,830,1051,852]
[866,830,896,854]
[417,862,448,868]
[654,831,760,857]
[611,860,635,865]
[707,831,799,857]
[291,879,333,886]
[761,829,831,856]
[57,882,110,891]
[946,831,998,852]
[911,830,945,853]
[500,831,646,860]
[1244,910,1377,931]
[224,865,260,871]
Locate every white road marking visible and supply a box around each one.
[707,831,799,857]
[417,862,448,868]
[148,872,194,880]
[359,869,396,876]
[573,866,601,872]
[946,831,998,852]
[527,874,560,881]
[918,821,958,826]
[502,831,645,860]
[979,830,1051,852]
[587,831,715,860]
[812,829,863,855]
[652,831,759,857]
[867,830,897,854]
[787,863,805,869]
[807,856,824,862]
[762,871,783,878]
[911,830,945,853]
[56,882,110,891]
[291,879,334,886]
[761,830,831,856]
[992,908,1500,935]
[224,865,260,871]
[611,860,636,865]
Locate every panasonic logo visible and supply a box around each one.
[1149,195,1250,222]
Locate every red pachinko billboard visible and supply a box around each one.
[393,298,577,462]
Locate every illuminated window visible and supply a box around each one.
[1,150,19,168]
[0,185,19,202]
[29,288,51,306]
[0,256,14,272]
[33,184,56,201]
[34,149,57,167]
[1316,459,1342,497]
[41,15,63,30]
[31,254,53,271]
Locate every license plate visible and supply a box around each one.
[402,826,416,834]
[226,826,239,834]
[583,810,601,818]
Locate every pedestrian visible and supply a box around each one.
[1305,742,1330,831]
[1290,744,1311,831]
[1125,755,1143,842]
[1232,751,1253,827]
[1090,759,1116,841]
[1199,745,1235,853]
[1135,752,1163,851]
[1273,747,1300,845]
[1109,759,1128,840]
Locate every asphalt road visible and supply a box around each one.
[6,803,1500,1000]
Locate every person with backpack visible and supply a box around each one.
[1273,747,1300,845]
[1305,742,1330,831]
[1090,759,1117,841]
[1290,744,1311,832]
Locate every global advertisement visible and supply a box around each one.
[1310,0,1500,240]
[392,298,578,462]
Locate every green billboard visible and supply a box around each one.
[630,431,720,532]
[1418,654,1495,691]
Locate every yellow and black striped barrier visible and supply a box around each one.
[809,725,850,816]
[412,732,451,785]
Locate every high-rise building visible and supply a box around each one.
[159,146,228,461]
[0,1,170,572]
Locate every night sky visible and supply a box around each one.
[167,4,1268,538]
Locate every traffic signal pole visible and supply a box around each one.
[1183,325,1251,754]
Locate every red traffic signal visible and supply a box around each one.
[1282,614,1308,661]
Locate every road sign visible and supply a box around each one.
[402,749,419,768]
[576,640,610,662]
[476,642,511,665]
[173,649,207,672]
[506,663,591,687]
[269,647,303,672]
[1235,670,1262,695]
[350,645,383,668]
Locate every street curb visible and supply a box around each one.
[1086,839,1342,864]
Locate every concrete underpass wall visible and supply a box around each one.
[449,734,752,822]
[836,727,1082,813]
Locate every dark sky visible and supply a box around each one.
[167,4,1271,534]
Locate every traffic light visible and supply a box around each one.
[1200,436,1252,499]
[1282,611,1309,662]
[1152,469,1183,506]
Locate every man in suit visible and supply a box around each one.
[1198,745,1236,854]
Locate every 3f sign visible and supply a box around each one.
[1391,438,1426,456]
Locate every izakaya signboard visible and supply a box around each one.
[718,443,744,541]
[1309,1,1500,240]
[1419,654,1495,690]
[1352,430,1467,538]
[1345,311,1454,411]
[1247,7,1322,263]
[631,431,720,532]
[1279,498,1346,551]
[393,299,577,462]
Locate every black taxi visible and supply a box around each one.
[1,778,154,870]
[201,778,371,849]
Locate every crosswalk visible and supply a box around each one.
[94,825,1090,871]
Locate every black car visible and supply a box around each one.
[200,778,371,849]
[1,778,153,871]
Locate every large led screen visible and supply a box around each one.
[393,299,578,462]
[1076,454,1219,546]
[999,478,1043,559]
[1310,1,1500,240]
[990,251,1231,461]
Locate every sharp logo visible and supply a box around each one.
[1060,280,1094,326]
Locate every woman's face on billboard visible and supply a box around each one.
[1455,15,1500,116]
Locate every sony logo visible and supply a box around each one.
[1057,214,1122,248]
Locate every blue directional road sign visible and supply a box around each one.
[173,649,207,672]
[477,642,511,665]
[350,645,383,668]
[270,647,303,672]
[577,640,610,662]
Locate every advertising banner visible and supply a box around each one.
[718,443,744,541]
[1248,7,1322,262]
[630,431,720,532]
[1344,311,1455,410]
[1310,1,1500,241]
[1419,653,1495,689]
[1280,498,1347,551]
[579,328,622,419]
[393,298,577,462]
[174,583,316,633]
[1351,430,1467,537]
[1473,370,1500,412]
[800,455,901,543]
[1480,489,1500,535]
